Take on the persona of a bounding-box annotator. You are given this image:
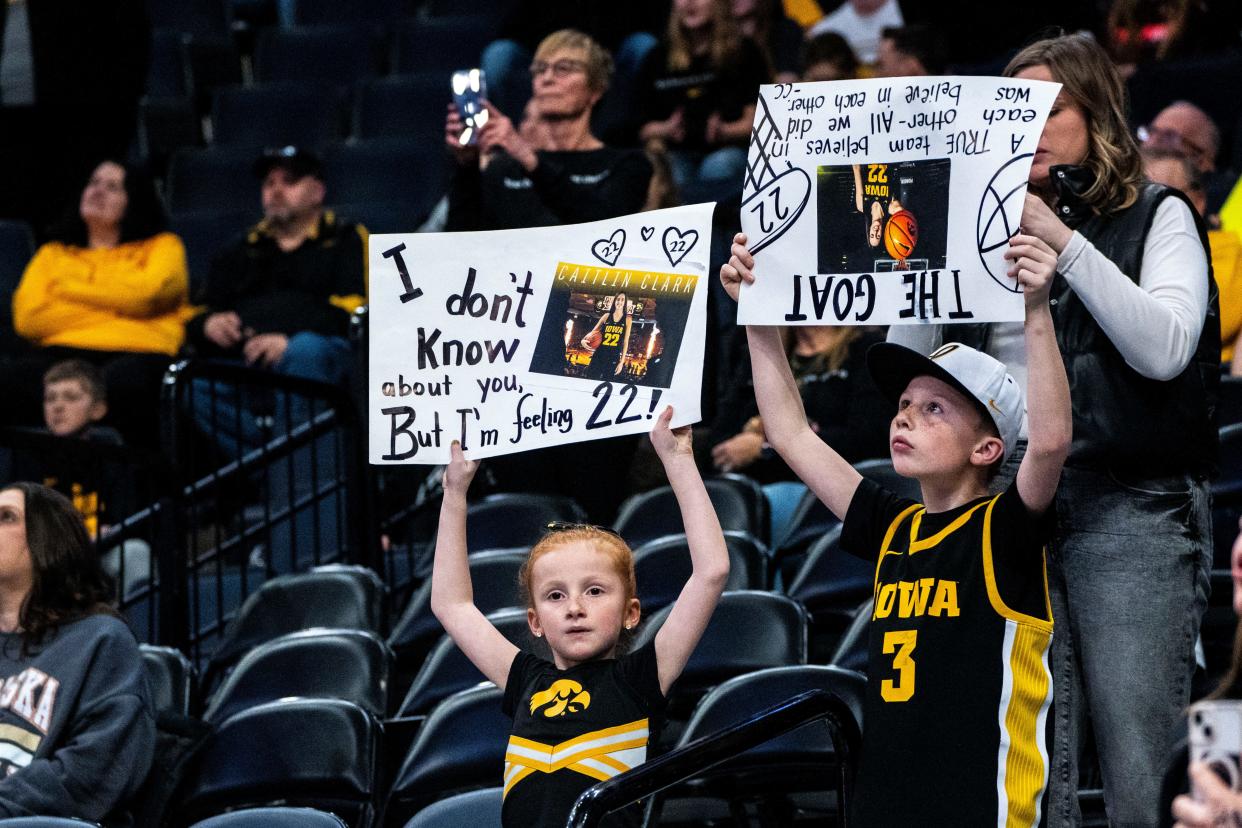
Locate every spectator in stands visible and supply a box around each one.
[447,29,653,232]
[4,160,189,448]
[891,34,1216,823]
[801,31,860,83]
[709,326,890,480]
[1138,101,1232,217]
[184,146,365,390]
[636,0,769,202]
[805,0,903,66]
[480,3,664,145]
[40,360,117,444]
[732,0,804,84]
[873,24,948,78]
[0,481,154,821]
[1142,146,1242,371]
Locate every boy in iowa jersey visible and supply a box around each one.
[721,228,1071,826]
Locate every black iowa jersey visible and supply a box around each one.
[501,641,666,827]
[842,478,1054,827]
[587,313,627,379]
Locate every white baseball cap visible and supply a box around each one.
[867,341,1025,463]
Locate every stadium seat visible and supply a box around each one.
[353,72,451,141]
[137,96,203,174]
[395,608,532,716]
[146,28,191,98]
[169,209,256,295]
[210,82,344,152]
[613,476,769,547]
[0,219,35,354]
[400,787,501,828]
[254,26,380,91]
[203,564,385,691]
[190,808,347,828]
[184,36,244,116]
[282,0,404,27]
[0,818,101,826]
[388,548,527,695]
[1219,377,1242,428]
[632,590,808,712]
[329,201,417,235]
[166,147,262,214]
[465,492,587,552]
[390,17,496,74]
[632,530,767,615]
[828,598,873,675]
[385,685,509,826]
[1212,423,1242,568]
[203,628,390,724]
[178,698,380,827]
[146,0,230,37]
[321,138,447,227]
[785,525,877,661]
[140,644,196,717]
[421,0,506,18]
[644,665,866,825]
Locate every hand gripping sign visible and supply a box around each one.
[368,203,713,464]
[737,76,1060,326]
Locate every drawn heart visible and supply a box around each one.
[740,166,812,256]
[591,228,626,266]
[641,226,655,241]
[661,227,699,268]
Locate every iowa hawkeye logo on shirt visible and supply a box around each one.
[873,577,961,620]
[529,679,592,718]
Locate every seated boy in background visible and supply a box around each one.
[42,360,122,444]
[720,229,1072,826]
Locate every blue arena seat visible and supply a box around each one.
[190,808,346,828]
[785,524,876,661]
[146,28,191,98]
[614,476,769,547]
[140,644,196,717]
[386,685,509,826]
[321,138,447,227]
[395,608,531,716]
[828,598,873,675]
[166,147,262,214]
[390,17,497,74]
[0,219,35,354]
[632,530,767,615]
[353,72,451,141]
[254,26,380,91]
[204,628,390,724]
[211,82,344,152]
[282,0,404,28]
[169,208,256,295]
[465,492,587,552]
[178,698,380,827]
[400,787,501,828]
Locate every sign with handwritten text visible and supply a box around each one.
[738,76,1060,325]
[368,204,713,464]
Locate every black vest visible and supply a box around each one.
[963,170,1220,475]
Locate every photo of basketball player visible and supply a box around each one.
[816,158,951,275]
[582,291,633,379]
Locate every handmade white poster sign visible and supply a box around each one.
[737,76,1060,326]
[368,203,713,464]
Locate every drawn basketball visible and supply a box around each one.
[583,330,602,351]
[884,210,918,261]
[976,153,1033,293]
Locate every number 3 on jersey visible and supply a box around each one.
[881,629,917,702]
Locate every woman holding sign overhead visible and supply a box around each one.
[888,33,1217,825]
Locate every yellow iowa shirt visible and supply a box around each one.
[13,232,191,355]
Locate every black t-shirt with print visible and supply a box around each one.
[501,641,666,827]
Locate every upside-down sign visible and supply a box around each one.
[738,75,1059,326]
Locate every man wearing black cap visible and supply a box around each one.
[184,146,366,386]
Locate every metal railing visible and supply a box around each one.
[568,689,861,828]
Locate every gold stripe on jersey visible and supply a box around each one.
[872,504,923,608]
[503,719,649,798]
[994,621,1053,827]
[982,497,1053,630]
[908,500,990,553]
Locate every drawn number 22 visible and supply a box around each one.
[586,382,641,430]
[667,240,690,252]
[881,629,917,703]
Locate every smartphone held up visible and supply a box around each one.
[452,69,488,146]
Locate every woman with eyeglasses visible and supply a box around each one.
[445,29,653,231]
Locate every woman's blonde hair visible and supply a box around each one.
[519,525,637,609]
[534,29,614,95]
[666,0,741,73]
[1004,33,1145,214]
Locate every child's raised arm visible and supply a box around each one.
[1005,224,1072,514]
[720,234,863,520]
[649,407,730,696]
[430,441,519,689]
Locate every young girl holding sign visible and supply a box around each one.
[431,407,730,826]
